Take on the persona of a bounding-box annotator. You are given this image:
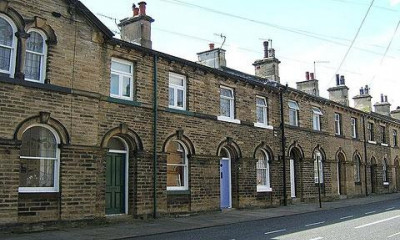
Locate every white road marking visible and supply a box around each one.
[264,229,287,235]
[309,237,324,240]
[305,221,325,227]
[386,207,395,211]
[340,215,353,220]
[388,232,400,238]
[365,211,376,215]
[355,215,400,229]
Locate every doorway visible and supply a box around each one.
[220,148,232,209]
[337,152,346,195]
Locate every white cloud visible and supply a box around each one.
[390,0,400,6]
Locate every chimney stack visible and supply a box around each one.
[374,93,391,116]
[353,85,372,112]
[328,73,349,106]
[296,71,319,96]
[391,106,400,120]
[253,40,281,82]
[197,43,226,69]
[118,2,155,49]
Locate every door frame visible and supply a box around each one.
[290,158,296,198]
[220,157,232,208]
[107,137,129,215]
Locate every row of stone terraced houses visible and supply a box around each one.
[0,0,400,226]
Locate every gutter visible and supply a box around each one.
[152,55,158,218]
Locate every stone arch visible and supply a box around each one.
[25,17,57,44]
[353,150,362,162]
[216,137,241,160]
[287,141,304,161]
[14,112,69,144]
[162,128,195,156]
[0,1,25,31]
[312,144,326,161]
[335,148,347,163]
[101,123,143,152]
[253,142,274,162]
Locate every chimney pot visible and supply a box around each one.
[305,71,310,80]
[385,95,388,102]
[209,43,214,50]
[336,74,340,86]
[381,94,384,102]
[365,85,369,94]
[133,6,139,16]
[310,72,315,80]
[263,41,269,58]
[138,1,147,16]
[360,87,364,95]
[340,75,345,85]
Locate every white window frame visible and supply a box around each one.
[288,100,299,126]
[254,96,272,129]
[314,151,324,183]
[351,117,357,139]
[368,122,375,142]
[381,125,387,145]
[24,29,47,83]
[168,72,186,110]
[218,86,240,124]
[0,14,17,77]
[334,113,341,136]
[166,141,189,191]
[256,149,272,192]
[19,124,60,193]
[110,58,134,100]
[312,107,322,131]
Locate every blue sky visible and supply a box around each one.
[81,0,400,109]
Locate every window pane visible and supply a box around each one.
[177,89,184,107]
[167,165,184,187]
[220,98,231,117]
[26,32,44,53]
[220,88,232,97]
[169,87,174,106]
[167,141,185,165]
[21,126,57,158]
[0,46,11,71]
[257,169,266,186]
[110,74,119,95]
[170,76,184,86]
[256,106,265,123]
[256,97,266,106]
[25,52,41,80]
[288,101,299,110]
[122,76,131,97]
[108,138,125,150]
[289,109,297,126]
[20,158,54,187]
[0,18,13,46]
[111,61,131,73]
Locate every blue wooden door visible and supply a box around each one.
[220,158,231,208]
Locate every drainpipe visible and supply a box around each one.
[279,86,287,206]
[362,115,368,196]
[152,55,158,218]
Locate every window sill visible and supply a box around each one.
[254,123,273,130]
[383,182,389,186]
[107,97,141,107]
[217,116,241,124]
[381,143,389,147]
[257,187,273,192]
[168,105,186,111]
[368,141,377,144]
[167,190,190,195]
[18,187,59,193]
[355,181,362,185]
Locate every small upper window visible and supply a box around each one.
[256,96,268,125]
[312,107,322,131]
[381,126,387,144]
[110,58,133,100]
[368,122,374,141]
[351,118,357,139]
[220,86,234,119]
[25,30,47,83]
[0,15,17,77]
[288,101,299,126]
[334,113,342,136]
[168,73,186,110]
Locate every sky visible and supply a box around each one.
[80,0,400,110]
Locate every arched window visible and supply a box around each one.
[0,14,17,77]
[19,125,60,192]
[354,155,361,183]
[256,149,271,192]
[314,150,323,183]
[166,141,188,191]
[383,158,388,184]
[25,30,47,82]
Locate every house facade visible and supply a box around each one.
[0,0,399,226]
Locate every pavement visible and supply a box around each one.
[1,193,400,240]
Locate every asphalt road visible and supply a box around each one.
[130,198,400,240]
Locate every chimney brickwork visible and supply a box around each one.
[296,71,319,96]
[327,74,349,106]
[118,2,154,49]
[374,94,391,116]
[196,43,226,69]
[253,40,280,82]
[353,85,372,112]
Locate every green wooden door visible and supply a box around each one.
[106,153,125,214]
